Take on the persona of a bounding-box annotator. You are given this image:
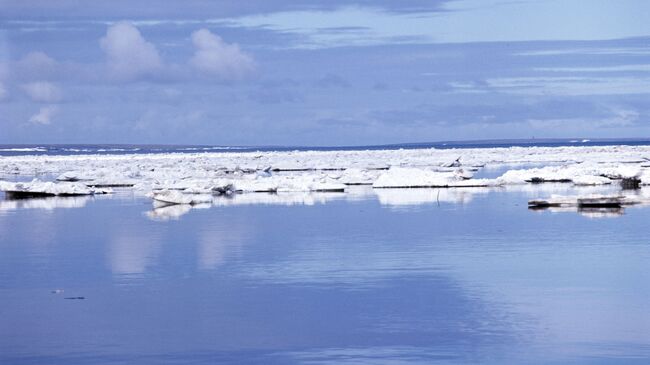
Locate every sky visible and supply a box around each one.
[1,0,650,146]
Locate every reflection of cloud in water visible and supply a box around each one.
[242,243,451,287]
[109,232,161,278]
[198,227,248,271]
[374,187,490,207]
[0,196,90,212]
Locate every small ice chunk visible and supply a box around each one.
[152,190,213,205]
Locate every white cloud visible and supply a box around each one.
[100,22,163,81]
[486,76,650,96]
[21,81,62,102]
[189,28,255,78]
[18,51,58,78]
[28,105,59,125]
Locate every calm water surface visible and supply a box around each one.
[1,186,649,364]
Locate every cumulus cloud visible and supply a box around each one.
[28,105,59,125]
[189,29,255,79]
[100,22,163,81]
[18,51,58,79]
[21,81,63,102]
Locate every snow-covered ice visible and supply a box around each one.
[1,145,650,204]
[0,179,111,197]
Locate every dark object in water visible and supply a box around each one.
[526,177,572,184]
[64,296,85,300]
[311,187,345,192]
[86,183,134,188]
[621,177,641,190]
[528,200,562,209]
[5,191,56,198]
[577,197,622,208]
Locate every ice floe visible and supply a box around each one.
[151,190,213,205]
[373,167,496,188]
[1,145,650,206]
[0,179,111,197]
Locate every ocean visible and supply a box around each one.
[2,138,650,157]
[1,142,649,364]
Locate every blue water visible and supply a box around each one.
[2,138,650,156]
[1,185,649,364]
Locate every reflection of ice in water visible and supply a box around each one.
[526,186,650,218]
[109,233,161,278]
[144,193,347,221]
[578,207,625,219]
[0,195,90,212]
[503,183,619,197]
[145,201,211,221]
[374,187,490,206]
[146,203,192,221]
[211,192,346,206]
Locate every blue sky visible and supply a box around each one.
[1,0,650,145]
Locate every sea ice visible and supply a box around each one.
[373,167,495,188]
[0,179,111,197]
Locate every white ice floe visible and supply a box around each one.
[0,179,111,196]
[373,167,495,188]
[151,190,213,205]
[146,202,211,220]
[496,163,645,185]
[2,145,650,203]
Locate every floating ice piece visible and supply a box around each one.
[0,179,110,197]
[372,167,495,188]
[497,163,641,185]
[151,190,213,205]
[572,175,612,186]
